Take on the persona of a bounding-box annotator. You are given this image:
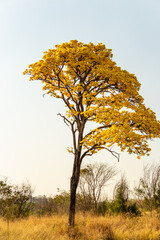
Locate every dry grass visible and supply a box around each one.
[0,212,160,240]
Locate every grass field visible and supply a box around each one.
[0,213,160,240]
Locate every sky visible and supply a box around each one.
[0,0,160,197]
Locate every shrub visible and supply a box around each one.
[0,179,33,220]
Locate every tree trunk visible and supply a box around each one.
[68,158,81,227]
[94,201,98,214]
[68,120,84,226]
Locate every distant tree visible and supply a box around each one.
[24,40,160,226]
[135,164,160,214]
[0,179,33,240]
[12,183,33,218]
[78,162,117,213]
[33,190,70,215]
[0,180,33,219]
[53,190,70,214]
[109,176,140,216]
[0,180,13,219]
[76,192,94,213]
[33,195,55,216]
[113,175,129,213]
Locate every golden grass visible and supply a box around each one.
[0,213,160,240]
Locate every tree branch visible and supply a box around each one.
[99,146,120,161]
[80,144,98,162]
[57,113,72,128]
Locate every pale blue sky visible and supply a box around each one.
[0,0,160,196]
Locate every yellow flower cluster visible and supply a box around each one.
[24,40,160,158]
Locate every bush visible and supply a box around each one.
[97,201,108,216]
[0,179,33,220]
[127,203,141,216]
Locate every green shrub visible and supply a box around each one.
[127,203,141,216]
[97,201,108,216]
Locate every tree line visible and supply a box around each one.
[1,162,160,222]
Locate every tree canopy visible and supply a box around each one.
[24,40,160,159]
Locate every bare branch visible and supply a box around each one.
[57,113,71,128]
[100,147,120,161]
[71,122,77,154]
[78,162,117,213]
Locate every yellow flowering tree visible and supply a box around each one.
[24,40,160,226]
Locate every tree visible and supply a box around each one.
[108,175,141,216]
[78,162,117,213]
[33,195,55,216]
[0,180,33,219]
[113,175,129,213]
[135,164,160,214]
[33,191,70,215]
[24,40,160,226]
[11,183,33,218]
[0,179,33,240]
[53,190,70,214]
